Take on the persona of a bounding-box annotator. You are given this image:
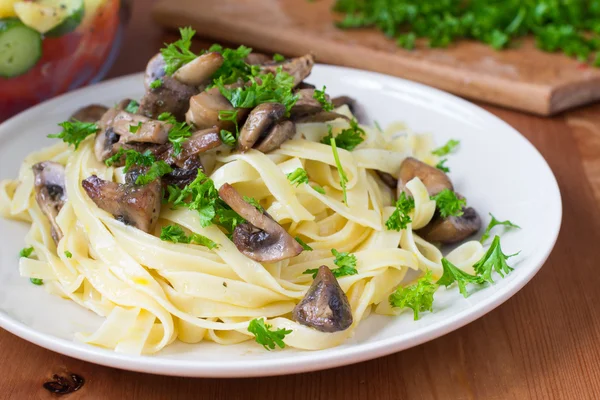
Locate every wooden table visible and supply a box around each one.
[3,1,600,399]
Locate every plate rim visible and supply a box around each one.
[0,65,562,378]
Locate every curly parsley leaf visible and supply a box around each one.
[105,149,155,172]
[160,224,218,249]
[480,214,521,243]
[320,119,365,151]
[330,137,348,205]
[247,318,292,350]
[218,110,239,146]
[158,112,194,155]
[135,161,173,185]
[287,168,309,187]
[436,158,450,173]
[150,79,162,89]
[385,191,415,231]
[160,27,198,75]
[313,86,334,111]
[430,189,466,218]
[48,121,98,149]
[220,130,236,146]
[243,196,264,212]
[473,235,518,284]
[437,258,484,297]
[295,236,313,251]
[389,270,438,320]
[432,139,460,157]
[304,248,358,278]
[209,44,256,86]
[124,100,139,114]
[19,246,34,258]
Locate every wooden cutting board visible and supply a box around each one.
[151,0,600,116]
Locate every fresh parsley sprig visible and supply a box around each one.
[480,214,520,243]
[158,112,194,155]
[432,139,460,157]
[313,86,335,111]
[320,119,365,151]
[473,235,518,284]
[218,110,239,147]
[209,44,257,86]
[160,27,198,75]
[389,270,437,320]
[430,189,466,218]
[19,246,34,258]
[287,168,309,187]
[135,161,173,185]
[247,318,292,350]
[48,121,98,149]
[437,258,484,297]
[105,149,172,185]
[385,192,415,231]
[303,248,358,278]
[160,225,218,249]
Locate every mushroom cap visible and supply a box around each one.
[70,104,109,123]
[397,157,453,198]
[289,89,323,117]
[112,111,172,145]
[32,161,67,244]
[254,120,296,153]
[244,52,272,65]
[292,266,353,332]
[144,53,167,90]
[138,76,198,121]
[418,207,482,244]
[260,54,315,87]
[159,127,222,167]
[173,52,224,86]
[238,103,286,152]
[218,183,303,262]
[185,87,242,130]
[161,157,203,189]
[292,111,350,124]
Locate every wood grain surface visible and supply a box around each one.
[151,0,600,116]
[2,1,600,399]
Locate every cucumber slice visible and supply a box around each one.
[46,0,84,37]
[0,18,42,78]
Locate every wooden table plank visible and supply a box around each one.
[1,0,600,399]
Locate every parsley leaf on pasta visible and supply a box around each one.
[47,121,98,149]
[287,168,309,187]
[385,192,415,231]
[248,318,292,350]
[160,225,218,249]
[437,258,484,297]
[313,86,334,111]
[303,248,358,278]
[430,189,466,218]
[321,119,365,151]
[480,214,520,243]
[431,139,460,157]
[19,246,34,258]
[473,235,518,284]
[389,271,438,320]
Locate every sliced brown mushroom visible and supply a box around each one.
[173,52,224,86]
[111,111,172,145]
[398,157,453,198]
[254,120,296,153]
[296,82,316,90]
[293,111,350,124]
[331,95,367,123]
[185,86,248,130]
[292,265,353,332]
[70,104,109,123]
[138,76,198,121]
[32,162,67,244]
[417,207,481,244]
[260,54,314,87]
[144,53,166,90]
[81,175,161,233]
[161,156,203,188]
[289,89,323,117]
[245,52,272,65]
[218,183,303,262]
[238,103,286,152]
[157,127,222,167]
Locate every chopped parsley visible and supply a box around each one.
[48,121,98,149]
[157,112,194,155]
[430,189,466,218]
[385,191,415,231]
[64,251,72,258]
[295,236,313,251]
[273,53,285,62]
[19,246,34,258]
[330,137,348,205]
[287,168,309,187]
[243,196,264,212]
[134,161,172,185]
[129,121,142,133]
[389,270,437,320]
[149,79,162,89]
[220,130,236,146]
[247,318,292,350]
[320,119,365,151]
[480,214,521,243]
[124,100,139,114]
[313,86,334,111]
[160,27,198,75]
[218,110,239,146]
[432,139,460,157]
[105,149,171,185]
[436,158,450,173]
[473,235,518,284]
[304,248,358,278]
[160,225,218,249]
[311,185,326,194]
[436,258,484,297]
[208,44,257,86]
[30,278,43,285]
[396,32,416,50]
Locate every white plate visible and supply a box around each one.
[0,65,562,377]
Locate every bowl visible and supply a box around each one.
[0,0,130,121]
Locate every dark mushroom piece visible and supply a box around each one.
[138,76,199,121]
[70,104,109,123]
[32,162,67,244]
[289,89,324,117]
[417,207,481,244]
[218,183,303,262]
[238,103,286,152]
[94,101,145,162]
[397,157,453,198]
[254,120,296,153]
[293,111,350,124]
[144,53,167,90]
[161,156,204,188]
[111,111,172,145]
[185,86,248,130]
[331,95,367,124]
[260,54,314,87]
[157,127,222,167]
[292,266,353,332]
[173,52,224,86]
[82,175,162,233]
[245,52,272,65]
[296,82,316,90]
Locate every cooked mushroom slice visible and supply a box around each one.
[376,171,397,189]
[162,156,203,188]
[185,87,248,130]
[292,266,353,332]
[260,54,314,87]
[82,175,162,233]
[331,95,367,123]
[144,53,166,90]
[245,52,271,65]
[293,111,350,124]
[418,207,481,244]
[111,111,172,145]
[238,103,286,152]
[296,82,316,90]
[70,104,109,123]
[218,183,303,262]
[290,89,323,117]
[138,76,198,121]
[94,127,120,162]
[159,127,222,167]
[32,162,67,244]
[173,52,224,86]
[254,120,296,153]
[398,157,453,198]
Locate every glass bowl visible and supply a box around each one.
[0,0,130,121]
